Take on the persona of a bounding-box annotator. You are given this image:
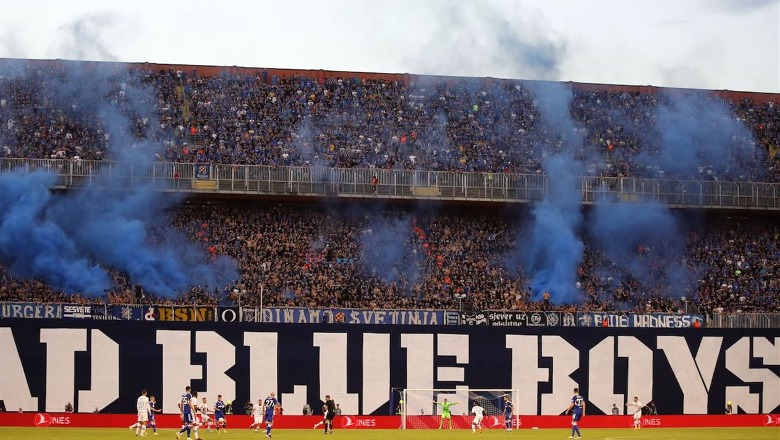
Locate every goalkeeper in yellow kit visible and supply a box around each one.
[434,398,458,429]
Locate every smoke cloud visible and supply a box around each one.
[0,62,238,297]
[56,13,120,61]
[635,91,766,181]
[408,1,566,81]
[586,198,697,300]
[359,211,424,287]
[0,171,110,293]
[519,82,586,303]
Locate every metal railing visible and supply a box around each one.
[1,158,779,209]
[707,313,780,329]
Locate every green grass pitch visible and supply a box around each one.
[0,427,777,440]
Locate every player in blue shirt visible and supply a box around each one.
[263,392,279,438]
[177,386,195,440]
[148,395,162,435]
[503,395,514,431]
[565,387,585,439]
[214,394,228,433]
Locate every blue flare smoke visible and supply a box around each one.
[586,198,697,299]
[0,171,110,294]
[0,63,238,297]
[520,82,585,303]
[636,92,766,181]
[359,214,422,286]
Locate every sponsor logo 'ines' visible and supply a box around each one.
[34,413,70,427]
[34,413,51,428]
[51,416,71,425]
[340,416,376,428]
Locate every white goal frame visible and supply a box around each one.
[401,388,520,430]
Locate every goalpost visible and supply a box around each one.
[401,388,520,430]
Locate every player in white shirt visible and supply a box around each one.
[471,404,485,434]
[199,397,214,432]
[133,390,150,436]
[190,391,202,440]
[250,399,264,432]
[627,396,643,429]
[313,403,327,429]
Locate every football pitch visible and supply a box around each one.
[0,427,777,440]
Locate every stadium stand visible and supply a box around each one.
[0,60,778,314]
[1,204,778,315]
[1,60,777,181]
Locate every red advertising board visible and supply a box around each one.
[1,413,778,429]
[512,414,780,429]
[0,413,402,429]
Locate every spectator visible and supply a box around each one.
[1,61,777,182]
[1,61,779,314]
[0,205,778,314]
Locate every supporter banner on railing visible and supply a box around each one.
[217,307,240,322]
[90,305,148,321]
[241,307,260,322]
[62,304,93,319]
[3,304,445,324]
[0,302,62,319]
[459,311,577,327]
[153,306,215,322]
[3,304,710,328]
[259,307,445,325]
[90,305,215,322]
[578,312,705,328]
[194,163,211,179]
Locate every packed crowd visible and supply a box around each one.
[1,62,778,315]
[1,62,778,182]
[1,204,778,315]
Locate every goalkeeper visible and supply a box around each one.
[434,398,458,429]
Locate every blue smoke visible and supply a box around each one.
[0,62,238,297]
[0,171,110,294]
[520,82,586,303]
[579,92,762,305]
[49,183,237,296]
[523,156,584,302]
[636,92,766,181]
[359,213,423,286]
[586,198,697,300]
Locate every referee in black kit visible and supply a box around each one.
[324,395,337,434]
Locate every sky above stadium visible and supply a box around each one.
[1,0,778,93]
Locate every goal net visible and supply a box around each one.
[401,388,520,430]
